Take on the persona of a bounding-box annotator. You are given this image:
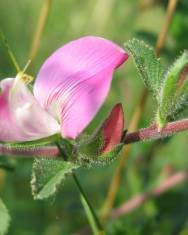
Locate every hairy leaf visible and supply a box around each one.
[31,158,79,200]
[0,198,10,235]
[157,50,188,126]
[125,38,164,98]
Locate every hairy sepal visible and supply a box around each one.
[75,104,124,167]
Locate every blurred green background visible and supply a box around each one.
[1,0,188,234]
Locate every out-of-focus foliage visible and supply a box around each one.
[1,0,188,234]
[170,0,188,54]
[0,198,10,235]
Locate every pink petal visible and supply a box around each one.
[101,103,124,154]
[34,36,128,139]
[0,77,60,142]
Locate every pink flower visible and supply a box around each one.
[0,36,128,142]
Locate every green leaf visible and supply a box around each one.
[157,50,188,126]
[0,198,11,235]
[125,38,164,98]
[31,158,79,200]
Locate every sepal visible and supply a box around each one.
[74,104,125,167]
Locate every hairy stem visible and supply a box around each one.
[100,0,179,222]
[1,117,188,157]
[0,144,59,158]
[124,118,188,144]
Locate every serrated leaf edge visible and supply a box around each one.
[31,159,79,200]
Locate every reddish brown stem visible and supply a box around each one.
[124,118,188,144]
[0,144,59,158]
[0,117,188,158]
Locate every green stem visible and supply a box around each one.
[56,142,105,235]
[73,173,105,235]
[0,30,21,73]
